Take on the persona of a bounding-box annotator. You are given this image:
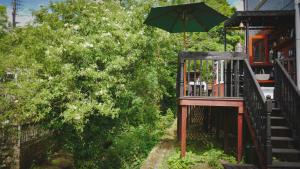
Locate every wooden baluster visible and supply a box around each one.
[224,61,228,97]
[266,98,273,165]
[187,60,190,96]
[218,60,221,97]
[180,57,185,97]
[211,60,215,96]
[199,60,203,96]
[206,60,209,96]
[194,59,196,96]
[233,60,237,97]
[230,60,233,97]
[236,60,240,97]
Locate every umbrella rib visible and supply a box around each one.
[192,10,209,32]
[144,9,175,23]
[169,12,181,33]
[192,13,209,32]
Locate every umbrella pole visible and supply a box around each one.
[184,32,187,50]
[183,11,187,50]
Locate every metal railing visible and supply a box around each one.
[279,57,297,82]
[243,59,272,165]
[274,59,300,146]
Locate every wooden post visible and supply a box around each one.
[224,112,229,153]
[178,55,184,141]
[237,107,244,162]
[266,98,273,165]
[177,107,181,141]
[184,62,187,96]
[216,110,220,140]
[181,105,187,157]
[295,0,300,89]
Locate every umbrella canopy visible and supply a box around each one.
[144,2,228,33]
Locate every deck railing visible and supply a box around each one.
[243,59,273,165]
[177,52,245,98]
[274,59,300,146]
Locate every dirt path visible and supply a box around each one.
[32,151,74,169]
[140,121,177,169]
[141,120,214,169]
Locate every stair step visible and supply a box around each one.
[272,107,281,111]
[270,161,300,168]
[271,116,285,120]
[271,137,294,141]
[272,148,300,154]
[271,126,289,130]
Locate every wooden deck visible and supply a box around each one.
[176,52,246,162]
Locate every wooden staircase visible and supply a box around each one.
[268,103,300,168]
[244,59,300,169]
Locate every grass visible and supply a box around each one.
[166,137,237,169]
[141,119,239,169]
[165,123,238,169]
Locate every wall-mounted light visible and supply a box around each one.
[239,21,245,28]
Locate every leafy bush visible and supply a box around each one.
[167,142,237,169]
[0,5,7,37]
[199,148,236,169]
[168,151,199,169]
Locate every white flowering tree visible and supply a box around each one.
[0,5,7,37]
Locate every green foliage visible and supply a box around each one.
[199,148,236,169]
[168,151,199,169]
[0,0,238,168]
[0,5,7,37]
[167,146,237,169]
[112,125,159,168]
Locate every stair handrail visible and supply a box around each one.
[274,59,300,147]
[274,59,300,96]
[243,59,272,166]
[244,59,266,102]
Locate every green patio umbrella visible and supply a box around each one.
[144,2,228,48]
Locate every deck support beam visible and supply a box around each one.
[237,107,244,163]
[224,113,229,153]
[180,105,187,157]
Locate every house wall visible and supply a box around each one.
[246,0,294,10]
